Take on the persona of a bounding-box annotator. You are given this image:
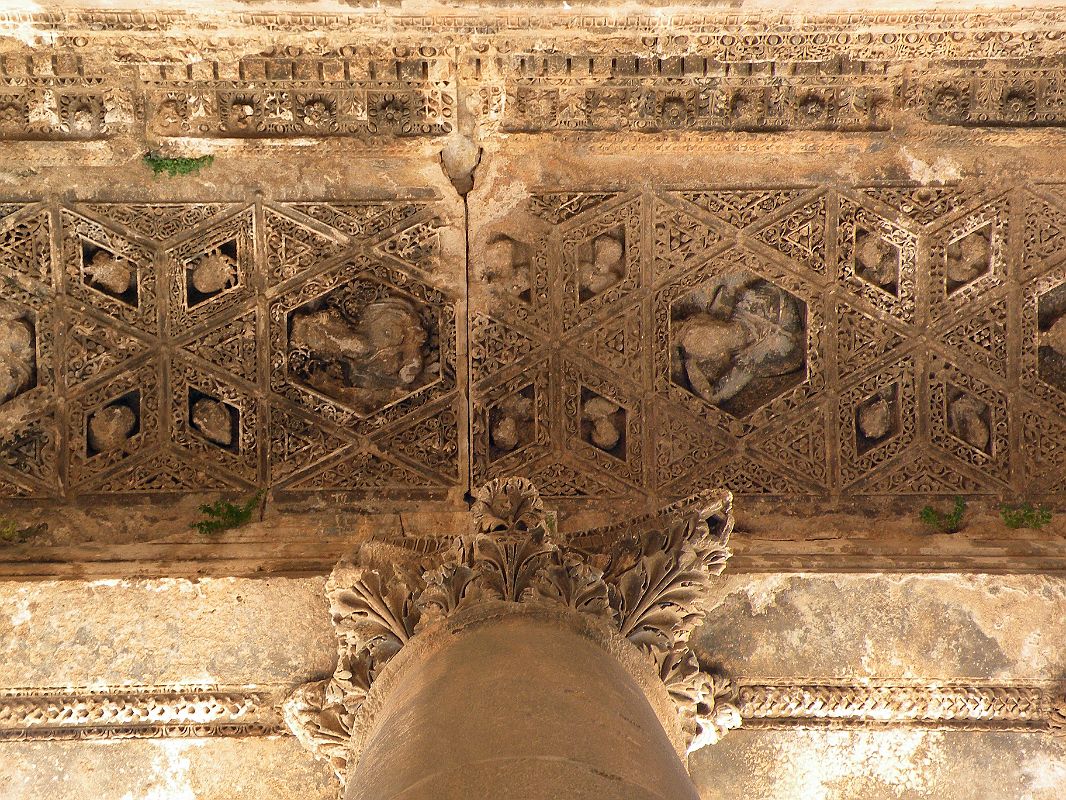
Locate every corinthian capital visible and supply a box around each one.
[285,477,739,784]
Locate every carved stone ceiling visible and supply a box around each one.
[1,4,1066,575]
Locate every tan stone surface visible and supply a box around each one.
[0,577,333,687]
[0,738,338,800]
[692,729,1066,800]
[696,573,1066,680]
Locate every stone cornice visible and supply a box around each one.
[0,685,287,741]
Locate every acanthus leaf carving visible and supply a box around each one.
[286,479,736,783]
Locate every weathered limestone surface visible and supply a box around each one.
[1,571,1063,798]
[693,729,1066,800]
[697,573,1066,680]
[0,577,333,686]
[0,738,338,800]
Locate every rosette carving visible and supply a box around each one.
[285,478,736,783]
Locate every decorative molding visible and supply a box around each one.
[0,686,286,741]
[735,681,1066,733]
[0,679,1061,744]
[4,11,1066,139]
[471,182,1066,505]
[284,478,740,783]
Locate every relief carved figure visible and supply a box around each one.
[582,395,624,455]
[946,228,992,289]
[578,233,625,299]
[671,271,806,415]
[83,249,135,298]
[1038,284,1066,394]
[857,393,894,441]
[854,228,900,292]
[484,236,532,300]
[0,305,35,405]
[87,402,137,454]
[489,390,534,454]
[289,291,434,414]
[190,248,238,296]
[947,391,991,453]
[191,397,235,447]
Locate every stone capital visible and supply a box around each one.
[285,477,740,785]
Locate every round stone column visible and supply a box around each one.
[345,605,699,800]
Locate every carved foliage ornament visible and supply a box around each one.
[284,478,739,782]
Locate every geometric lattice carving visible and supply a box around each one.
[470,179,1066,505]
[0,194,462,502]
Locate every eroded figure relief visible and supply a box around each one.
[190,397,235,448]
[83,248,135,300]
[854,227,900,293]
[581,393,625,457]
[946,228,992,290]
[489,389,534,455]
[189,247,238,297]
[288,287,435,415]
[1038,283,1066,394]
[948,390,991,453]
[578,233,625,299]
[0,304,35,405]
[484,236,532,301]
[671,271,806,416]
[856,389,897,448]
[87,400,137,454]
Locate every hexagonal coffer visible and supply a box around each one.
[286,279,441,417]
[670,269,807,418]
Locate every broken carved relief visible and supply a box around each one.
[670,270,807,418]
[0,303,35,406]
[0,198,461,498]
[287,287,437,416]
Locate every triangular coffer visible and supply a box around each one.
[268,406,349,482]
[858,452,985,495]
[192,310,259,384]
[751,194,828,275]
[80,204,229,242]
[938,298,1009,380]
[528,192,619,225]
[573,310,643,376]
[706,453,814,496]
[0,209,52,287]
[652,197,723,275]
[752,411,829,488]
[677,189,805,230]
[524,461,620,498]
[860,186,979,227]
[264,209,345,286]
[91,451,239,492]
[65,315,151,389]
[471,315,539,385]
[835,302,907,375]
[284,447,435,490]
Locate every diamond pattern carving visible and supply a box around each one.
[470,179,1066,504]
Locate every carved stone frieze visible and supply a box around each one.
[284,478,740,782]
[2,679,1062,745]
[0,196,465,502]
[0,686,285,741]
[5,10,1066,140]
